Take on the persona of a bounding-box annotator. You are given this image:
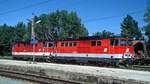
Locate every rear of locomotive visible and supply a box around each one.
[11,41,55,61]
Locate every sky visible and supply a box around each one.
[0,0,148,35]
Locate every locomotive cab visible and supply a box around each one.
[110,38,134,59]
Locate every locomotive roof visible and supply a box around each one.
[14,36,132,44]
[61,36,132,41]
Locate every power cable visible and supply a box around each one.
[83,10,145,23]
[0,0,145,24]
[0,0,51,16]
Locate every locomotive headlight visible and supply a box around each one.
[104,48,108,52]
[126,48,129,52]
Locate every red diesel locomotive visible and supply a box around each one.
[12,36,134,64]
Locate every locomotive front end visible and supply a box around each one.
[110,38,134,59]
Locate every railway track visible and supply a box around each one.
[43,60,150,72]
[0,68,80,84]
[123,65,150,71]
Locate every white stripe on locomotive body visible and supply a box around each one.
[12,52,50,56]
[54,53,132,58]
[12,52,132,59]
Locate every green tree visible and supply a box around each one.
[0,10,89,56]
[0,24,16,55]
[144,2,150,42]
[121,15,141,39]
[15,22,28,42]
[0,22,28,56]
[30,10,88,40]
[93,30,114,38]
[93,32,101,36]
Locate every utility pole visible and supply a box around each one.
[31,14,35,64]
[31,15,35,40]
[30,13,41,64]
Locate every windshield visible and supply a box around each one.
[111,39,132,46]
[120,40,132,46]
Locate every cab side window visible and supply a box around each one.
[61,42,64,46]
[114,40,119,46]
[73,42,77,46]
[69,42,73,47]
[97,41,101,46]
[43,42,54,48]
[110,40,119,46]
[61,42,77,47]
[48,42,53,47]
[110,40,114,46]
[65,42,68,47]
[91,41,96,46]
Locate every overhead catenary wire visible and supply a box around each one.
[83,10,145,23]
[0,0,51,16]
[0,0,146,24]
